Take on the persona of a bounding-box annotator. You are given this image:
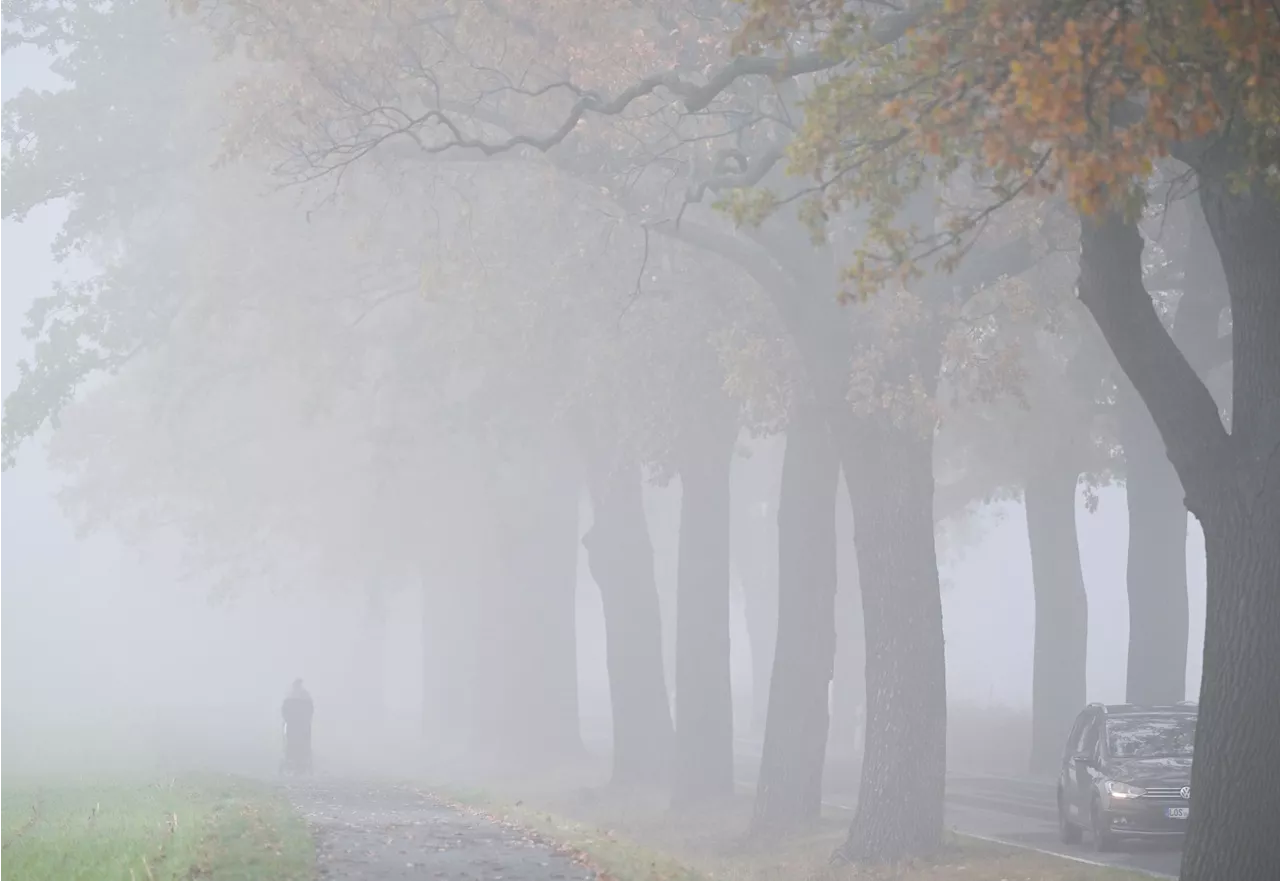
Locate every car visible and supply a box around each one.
[1056,701,1197,851]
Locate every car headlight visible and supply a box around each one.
[1106,781,1147,799]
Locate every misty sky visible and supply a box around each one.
[1,43,1207,778]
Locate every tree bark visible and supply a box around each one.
[582,460,674,787]
[837,420,947,862]
[672,406,738,806]
[1180,500,1280,881]
[1076,182,1280,881]
[1024,461,1089,775]
[751,402,839,833]
[1176,176,1280,881]
[1119,391,1190,706]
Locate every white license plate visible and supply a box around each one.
[1166,807,1190,819]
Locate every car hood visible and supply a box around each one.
[1109,756,1193,785]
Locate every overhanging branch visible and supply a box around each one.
[1077,211,1231,512]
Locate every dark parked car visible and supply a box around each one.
[1056,702,1197,851]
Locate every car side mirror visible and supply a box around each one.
[1072,753,1092,765]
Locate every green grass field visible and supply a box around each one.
[1,776,313,881]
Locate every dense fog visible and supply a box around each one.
[0,0,1216,783]
[3,5,1277,881]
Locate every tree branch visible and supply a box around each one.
[1077,211,1232,513]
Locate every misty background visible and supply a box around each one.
[0,22,1205,780]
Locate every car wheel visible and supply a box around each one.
[1091,800,1117,852]
[1058,791,1083,845]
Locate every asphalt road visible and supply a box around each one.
[286,780,598,881]
[939,774,1182,879]
[732,741,1183,879]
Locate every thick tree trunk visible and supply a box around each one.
[837,421,947,862]
[732,435,783,739]
[1180,501,1280,881]
[672,412,738,806]
[1023,461,1089,775]
[828,477,865,791]
[464,456,582,766]
[1077,181,1280,881]
[1176,177,1280,881]
[357,585,387,732]
[510,457,583,760]
[642,482,680,701]
[751,403,839,833]
[582,461,674,787]
[1119,392,1190,706]
[420,570,474,751]
[740,568,777,738]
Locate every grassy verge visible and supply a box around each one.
[439,782,1152,881]
[1,776,313,881]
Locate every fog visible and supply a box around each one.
[3,5,1274,880]
[0,30,1207,777]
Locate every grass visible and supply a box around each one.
[1,776,313,881]
[437,781,1154,881]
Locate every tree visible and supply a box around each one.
[751,396,838,833]
[735,3,1279,877]
[934,254,1118,775]
[729,433,784,740]
[7,0,1180,860]
[1121,192,1231,707]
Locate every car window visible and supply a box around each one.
[1105,714,1197,759]
[1065,714,1088,757]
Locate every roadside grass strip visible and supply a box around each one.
[435,785,1155,881]
[1,776,313,881]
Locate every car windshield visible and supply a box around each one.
[1106,714,1197,759]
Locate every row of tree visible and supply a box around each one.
[3,2,1276,880]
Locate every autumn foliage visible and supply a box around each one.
[739,0,1280,291]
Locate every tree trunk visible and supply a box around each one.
[740,567,777,738]
[1180,501,1280,881]
[732,435,783,739]
[464,455,582,766]
[751,402,839,833]
[1175,175,1280,881]
[1120,391,1190,706]
[672,412,737,806]
[357,584,387,734]
[1024,461,1089,775]
[837,420,947,862]
[582,461,674,787]
[1076,181,1280,881]
[421,549,481,753]
[828,476,865,791]
[643,482,680,701]
[509,456,583,760]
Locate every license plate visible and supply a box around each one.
[1166,807,1190,819]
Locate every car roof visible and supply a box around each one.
[1088,701,1198,716]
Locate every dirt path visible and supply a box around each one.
[284,781,598,881]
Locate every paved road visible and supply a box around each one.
[940,775,1181,879]
[285,780,598,881]
[733,741,1182,879]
